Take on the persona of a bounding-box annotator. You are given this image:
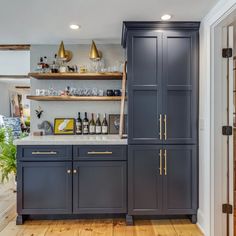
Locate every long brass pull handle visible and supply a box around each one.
[87,151,113,155]
[164,114,167,140]
[164,149,167,175]
[159,149,162,175]
[32,151,57,155]
[159,114,162,140]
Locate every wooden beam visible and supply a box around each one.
[15,86,30,89]
[0,75,29,79]
[0,45,30,51]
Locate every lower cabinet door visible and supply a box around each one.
[73,161,127,213]
[128,145,163,215]
[17,162,72,214]
[162,145,197,214]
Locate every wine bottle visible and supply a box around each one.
[95,114,102,134]
[76,112,82,135]
[102,114,108,134]
[89,113,96,134]
[82,112,89,134]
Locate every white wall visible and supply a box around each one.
[0,51,30,75]
[30,44,125,132]
[0,83,10,116]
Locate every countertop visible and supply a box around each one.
[14,135,127,145]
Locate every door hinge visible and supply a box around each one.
[222,48,233,58]
[222,203,233,214]
[222,126,232,136]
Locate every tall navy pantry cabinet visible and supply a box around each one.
[122,22,199,224]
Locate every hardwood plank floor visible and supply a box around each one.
[0,218,204,236]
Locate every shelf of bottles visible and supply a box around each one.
[26,96,126,101]
[76,112,108,135]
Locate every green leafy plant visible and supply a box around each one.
[0,128,17,182]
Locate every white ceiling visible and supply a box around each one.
[0,0,219,44]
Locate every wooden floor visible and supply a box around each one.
[0,218,204,236]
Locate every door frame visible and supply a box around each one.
[202,2,236,235]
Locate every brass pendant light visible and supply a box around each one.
[58,41,66,59]
[89,40,101,61]
[57,41,73,62]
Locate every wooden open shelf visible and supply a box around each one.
[27,95,126,101]
[28,72,123,80]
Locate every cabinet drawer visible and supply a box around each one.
[17,145,72,161]
[73,145,127,161]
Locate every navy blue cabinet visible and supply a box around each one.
[128,145,163,215]
[73,161,127,214]
[127,31,163,144]
[162,31,198,144]
[16,145,127,224]
[124,23,199,145]
[128,145,197,217]
[122,21,199,224]
[17,162,72,215]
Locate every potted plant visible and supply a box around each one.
[0,128,17,184]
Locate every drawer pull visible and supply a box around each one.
[73,169,77,174]
[67,169,71,174]
[87,151,113,155]
[32,151,57,155]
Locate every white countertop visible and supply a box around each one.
[14,135,127,145]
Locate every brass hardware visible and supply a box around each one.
[164,114,167,140]
[89,40,102,61]
[73,169,77,174]
[67,169,71,174]
[57,41,72,62]
[87,151,113,155]
[159,149,162,175]
[159,114,162,140]
[32,151,57,155]
[164,149,167,175]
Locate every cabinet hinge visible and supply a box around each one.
[222,126,232,136]
[222,48,233,58]
[222,203,233,214]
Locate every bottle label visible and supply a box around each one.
[76,122,82,134]
[102,126,108,134]
[89,125,95,133]
[96,126,102,134]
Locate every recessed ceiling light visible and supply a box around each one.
[161,14,172,21]
[70,24,80,30]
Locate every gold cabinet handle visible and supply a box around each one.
[32,151,57,155]
[159,149,162,175]
[164,114,167,140]
[164,149,167,175]
[159,114,162,140]
[87,151,113,155]
[73,169,77,174]
[67,169,71,174]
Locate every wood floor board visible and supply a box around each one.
[171,219,204,236]
[0,217,204,236]
[151,219,177,236]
